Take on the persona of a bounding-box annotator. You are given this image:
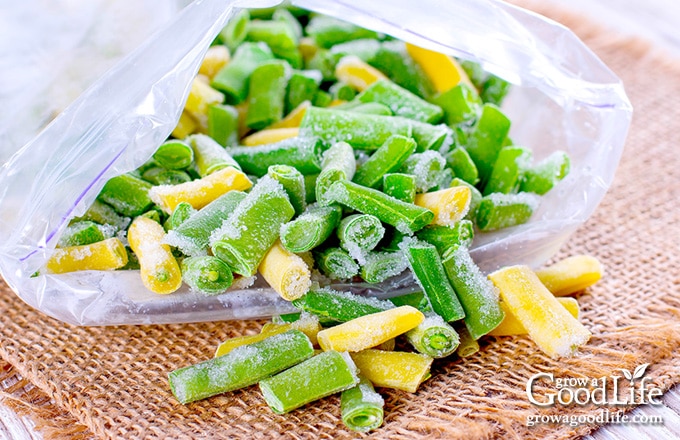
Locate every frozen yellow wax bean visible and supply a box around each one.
[350,350,432,393]
[335,55,387,91]
[199,45,231,79]
[258,240,311,301]
[185,77,225,120]
[45,237,128,274]
[328,99,347,107]
[488,265,591,357]
[128,217,182,294]
[172,111,198,139]
[535,255,603,296]
[267,101,310,130]
[405,43,472,92]
[148,166,252,213]
[317,306,424,352]
[299,37,318,61]
[489,297,580,337]
[215,315,321,357]
[414,186,471,226]
[242,128,300,146]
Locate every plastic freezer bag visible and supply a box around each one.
[0,0,631,325]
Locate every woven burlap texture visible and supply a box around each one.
[2,3,680,439]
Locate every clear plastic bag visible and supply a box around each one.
[0,0,632,325]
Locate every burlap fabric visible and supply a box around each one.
[2,2,680,439]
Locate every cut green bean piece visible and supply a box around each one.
[169,329,313,404]
[300,107,412,150]
[141,167,192,186]
[520,151,570,195]
[211,176,295,276]
[337,214,385,254]
[432,83,482,126]
[246,60,291,130]
[446,147,479,186]
[325,180,434,234]
[406,314,460,358]
[346,102,392,116]
[304,173,319,203]
[455,325,480,358]
[267,165,306,215]
[71,200,130,231]
[388,291,425,309]
[218,9,250,52]
[442,245,504,339]
[208,104,239,147]
[181,256,233,295]
[382,173,416,203]
[353,135,416,189]
[273,8,302,40]
[140,208,162,223]
[330,38,381,64]
[314,247,359,280]
[97,173,154,217]
[306,15,379,49]
[416,220,474,255]
[292,287,394,322]
[229,136,322,177]
[285,70,321,114]
[166,191,246,256]
[280,204,342,253]
[476,192,539,232]
[316,141,356,205]
[312,90,333,107]
[153,140,194,170]
[189,134,241,177]
[360,251,408,283]
[58,221,108,247]
[272,312,301,324]
[463,103,511,184]
[369,40,434,99]
[329,81,356,101]
[165,202,197,231]
[260,350,359,414]
[460,60,486,89]
[483,146,532,196]
[305,49,338,81]
[355,79,443,123]
[480,75,511,106]
[400,150,446,193]
[211,42,274,104]
[404,239,465,322]
[246,19,298,52]
[409,120,452,153]
[450,178,482,221]
[341,375,384,433]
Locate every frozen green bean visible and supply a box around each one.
[476,192,539,232]
[285,70,321,114]
[292,287,394,322]
[229,136,322,177]
[360,251,408,283]
[260,350,359,414]
[455,325,480,358]
[165,202,197,231]
[58,221,109,247]
[329,81,356,101]
[246,60,291,130]
[442,245,504,339]
[337,214,385,253]
[316,141,356,204]
[304,173,319,203]
[520,151,570,195]
[267,165,306,215]
[406,314,460,358]
[312,90,333,107]
[211,176,295,276]
[97,173,154,217]
[415,220,474,255]
[218,9,250,52]
[246,19,298,52]
[71,200,130,231]
[141,167,192,186]
[153,140,194,170]
[181,255,234,295]
[189,134,241,177]
[208,104,239,147]
[432,83,482,126]
[345,102,392,116]
[463,103,511,184]
[211,42,274,104]
[382,173,416,203]
[169,329,313,404]
[314,247,359,280]
[306,15,379,49]
[325,180,433,234]
[450,178,482,221]
[483,145,532,196]
[446,143,480,188]
[404,239,465,322]
[340,376,384,433]
[353,135,417,189]
[400,150,447,193]
[273,8,302,40]
[481,75,511,106]
[280,204,342,253]
[354,79,443,123]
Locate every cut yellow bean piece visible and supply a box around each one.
[328,99,348,107]
[488,265,591,357]
[45,237,128,274]
[489,297,580,337]
[185,77,225,120]
[267,101,310,130]
[299,37,318,61]
[258,240,312,301]
[335,55,387,91]
[241,127,300,147]
[317,306,424,352]
[350,350,433,393]
[172,111,198,139]
[405,43,472,92]
[149,166,252,213]
[199,45,231,79]
[535,255,603,296]
[215,314,321,357]
[128,217,182,294]
[415,186,471,227]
